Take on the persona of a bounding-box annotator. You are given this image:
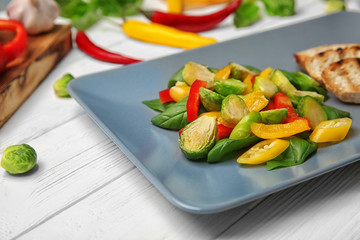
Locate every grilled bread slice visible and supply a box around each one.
[294,43,360,70]
[322,58,360,104]
[304,46,360,83]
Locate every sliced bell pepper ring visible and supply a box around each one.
[187,80,208,122]
[237,139,290,164]
[0,19,28,73]
[159,88,174,103]
[251,119,311,139]
[309,117,352,143]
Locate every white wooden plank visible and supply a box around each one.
[218,164,360,240]
[14,165,264,240]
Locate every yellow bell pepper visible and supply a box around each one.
[309,117,352,143]
[243,73,254,94]
[168,0,183,13]
[242,90,269,112]
[237,139,290,164]
[169,85,191,102]
[214,65,231,80]
[259,67,274,79]
[122,20,217,50]
[251,119,310,139]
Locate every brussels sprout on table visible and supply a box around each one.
[1,144,37,174]
[53,73,74,98]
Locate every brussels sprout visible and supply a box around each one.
[297,96,327,129]
[271,70,297,94]
[1,144,37,174]
[179,115,217,160]
[229,111,262,140]
[214,78,247,96]
[260,108,288,124]
[182,61,215,88]
[325,0,346,14]
[199,87,224,111]
[221,94,249,125]
[253,76,278,98]
[53,73,74,98]
[322,105,350,120]
[229,62,256,80]
[287,90,325,105]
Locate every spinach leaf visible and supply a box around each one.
[266,137,317,170]
[207,136,261,163]
[168,67,185,88]
[143,99,175,112]
[234,0,261,28]
[322,105,351,120]
[261,0,295,16]
[151,97,188,130]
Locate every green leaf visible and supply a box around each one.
[168,67,185,88]
[261,0,295,16]
[151,97,188,130]
[207,136,261,163]
[322,105,351,120]
[266,137,317,170]
[233,0,261,28]
[143,99,175,112]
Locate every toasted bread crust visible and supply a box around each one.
[322,58,360,103]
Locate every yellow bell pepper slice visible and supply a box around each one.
[259,67,274,79]
[214,65,231,80]
[251,119,310,139]
[168,0,183,13]
[199,111,222,119]
[243,73,254,94]
[169,85,191,102]
[237,139,290,164]
[242,90,269,112]
[309,117,352,143]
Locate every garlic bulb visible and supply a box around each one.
[6,0,60,35]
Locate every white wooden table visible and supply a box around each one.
[1,1,360,239]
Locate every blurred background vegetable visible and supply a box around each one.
[53,73,75,98]
[55,0,142,30]
[325,0,346,13]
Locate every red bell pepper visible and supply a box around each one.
[187,80,207,122]
[273,92,311,126]
[159,88,174,103]
[217,124,233,140]
[0,19,28,73]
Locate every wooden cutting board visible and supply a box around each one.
[0,24,72,127]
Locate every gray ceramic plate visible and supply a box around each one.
[68,12,360,214]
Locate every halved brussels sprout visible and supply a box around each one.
[229,62,256,80]
[297,96,327,129]
[182,61,215,88]
[199,87,224,111]
[287,90,325,105]
[221,94,249,125]
[179,115,217,160]
[271,70,297,94]
[214,78,247,96]
[253,76,278,98]
[260,108,288,124]
[229,111,262,140]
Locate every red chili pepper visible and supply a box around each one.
[0,19,28,73]
[159,88,174,103]
[140,0,242,32]
[75,31,142,65]
[217,124,233,140]
[187,80,208,122]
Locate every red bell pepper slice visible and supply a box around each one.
[251,74,259,85]
[159,88,174,103]
[273,92,311,126]
[187,80,208,122]
[217,124,233,140]
[0,19,28,73]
